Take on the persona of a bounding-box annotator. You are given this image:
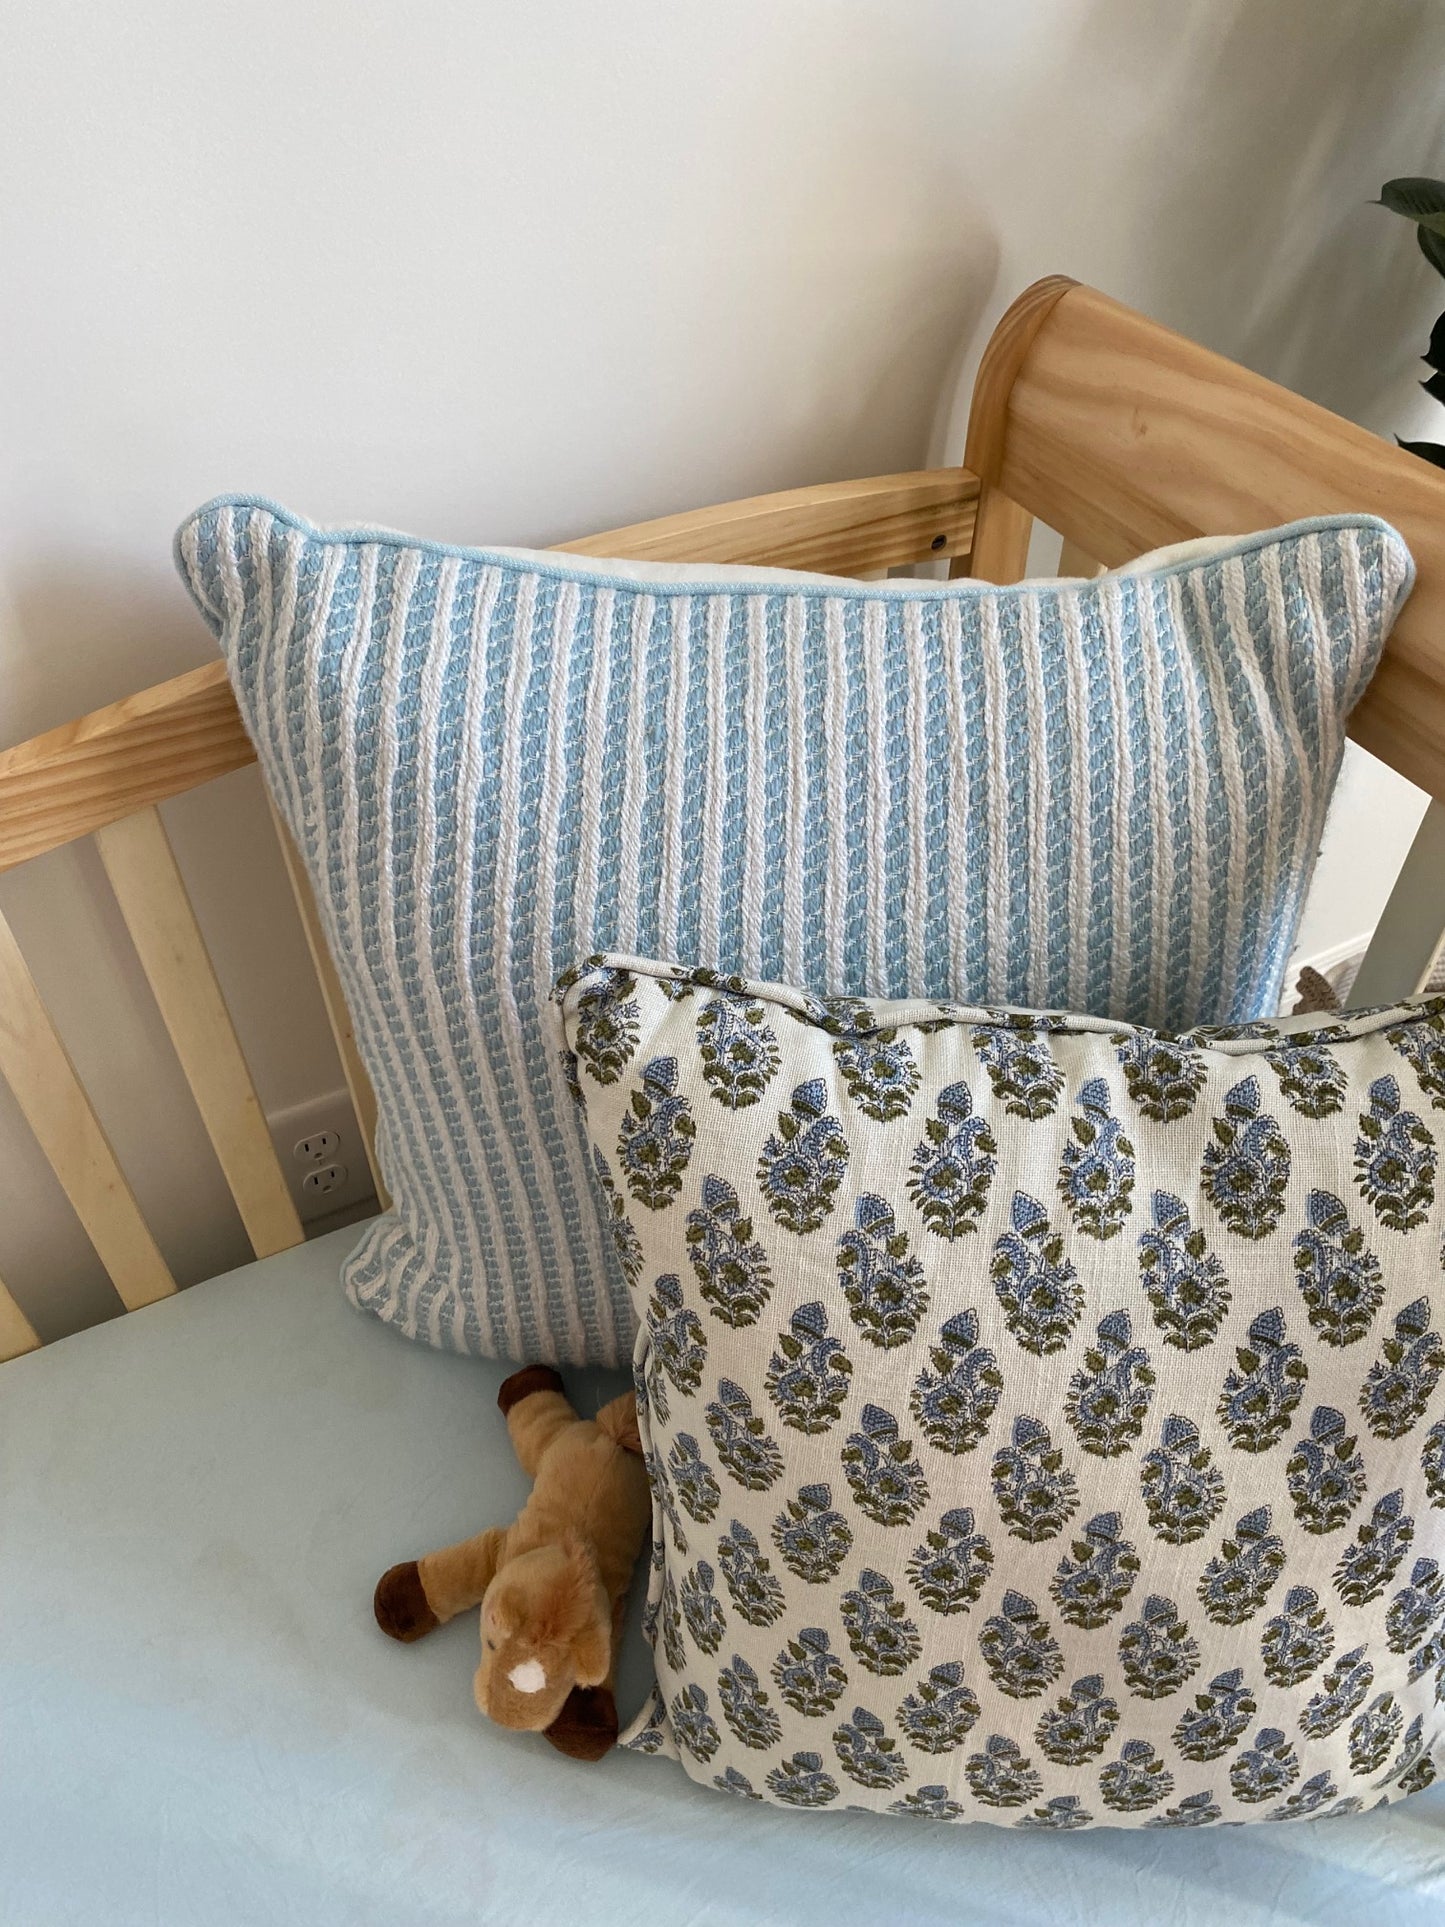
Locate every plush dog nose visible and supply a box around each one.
[507,1658,548,1695]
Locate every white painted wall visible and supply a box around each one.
[3,0,1443,1335]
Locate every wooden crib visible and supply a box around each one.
[2,272,1444,1364]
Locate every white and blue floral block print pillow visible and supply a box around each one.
[557,957,1445,1825]
[175,500,1412,1364]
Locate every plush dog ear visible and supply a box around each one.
[546,1685,619,1761]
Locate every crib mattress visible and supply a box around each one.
[2,1230,1444,1927]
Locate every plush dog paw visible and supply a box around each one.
[373,1561,439,1643]
[544,1685,618,1761]
[497,1363,566,1416]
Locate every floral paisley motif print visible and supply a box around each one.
[1143,1791,1225,1828]
[1216,1308,1307,1454]
[1334,1491,1414,1607]
[964,1735,1043,1808]
[991,1416,1080,1542]
[1386,1014,1445,1109]
[1358,1298,1445,1440]
[897,1663,980,1752]
[705,1380,783,1491]
[1034,1674,1120,1765]
[764,1302,852,1433]
[757,1080,849,1234]
[770,1484,853,1584]
[1100,1739,1173,1811]
[562,964,1445,1827]
[972,1022,1064,1119]
[1299,1646,1373,1738]
[978,1591,1064,1700]
[1285,1406,1365,1533]
[1058,1078,1136,1238]
[1261,1585,1334,1688]
[1201,1076,1291,1239]
[666,1433,721,1524]
[590,1147,643,1289]
[833,1030,921,1122]
[1137,1191,1231,1350]
[765,1752,839,1807]
[1424,1418,1445,1507]
[840,1569,922,1676]
[715,1521,785,1626]
[1229,1728,1300,1805]
[908,1082,996,1238]
[891,1784,965,1820]
[1266,1040,1346,1118]
[1384,1557,1445,1666]
[1172,1667,1257,1760]
[907,1509,994,1615]
[1139,1416,1225,1544]
[685,1176,773,1326]
[909,1310,1003,1454]
[1064,1311,1155,1457]
[992,1192,1083,1355]
[712,1766,762,1799]
[770,1627,847,1716]
[841,1404,930,1527]
[571,970,640,1085]
[679,1561,728,1655]
[835,1195,929,1347]
[1015,1794,1094,1830]
[717,1655,783,1749]
[670,1684,722,1762]
[645,1272,707,1418]
[1347,1693,1403,1775]
[833,1706,908,1789]
[1050,1514,1141,1628]
[1113,1031,1206,1123]
[1117,1595,1201,1700]
[1354,1075,1435,1231]
[696,993,781,1109]
[1197,1508,1285,1625]
[618,1055,696,1208]
[1290,1190,1382,1348]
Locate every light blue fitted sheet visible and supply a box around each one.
[2,1229,1443,1926]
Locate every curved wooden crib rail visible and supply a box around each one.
[3,276,1445,1357]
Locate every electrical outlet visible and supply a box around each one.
[302,1162,349,1197]
[268,1089,377,1225]
[294,1130,340,1163]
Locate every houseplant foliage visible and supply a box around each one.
[1379,177,1445,470]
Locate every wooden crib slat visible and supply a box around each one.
[1345,797,1445,1008]
[0,906,175,1310]
[0,1275,40,1361]
[268,806,390,1211]
[94,806,305,1258]
[1057,538,1103,579]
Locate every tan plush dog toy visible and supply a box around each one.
[373,1365,651,1760]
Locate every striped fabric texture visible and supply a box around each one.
[174,499,1413,1366]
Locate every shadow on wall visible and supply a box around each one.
[531,16,1002,535]
[926,0,1445,465]
[1073,0,1445,427]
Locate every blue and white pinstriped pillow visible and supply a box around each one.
[173,499,1412,1365]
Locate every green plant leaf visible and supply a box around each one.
[1423,369,1445,406]
[1419,225,1445,278]
[1380,177,1445,234]
[1396,435,1445,471]
[1425,310,1445,371]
